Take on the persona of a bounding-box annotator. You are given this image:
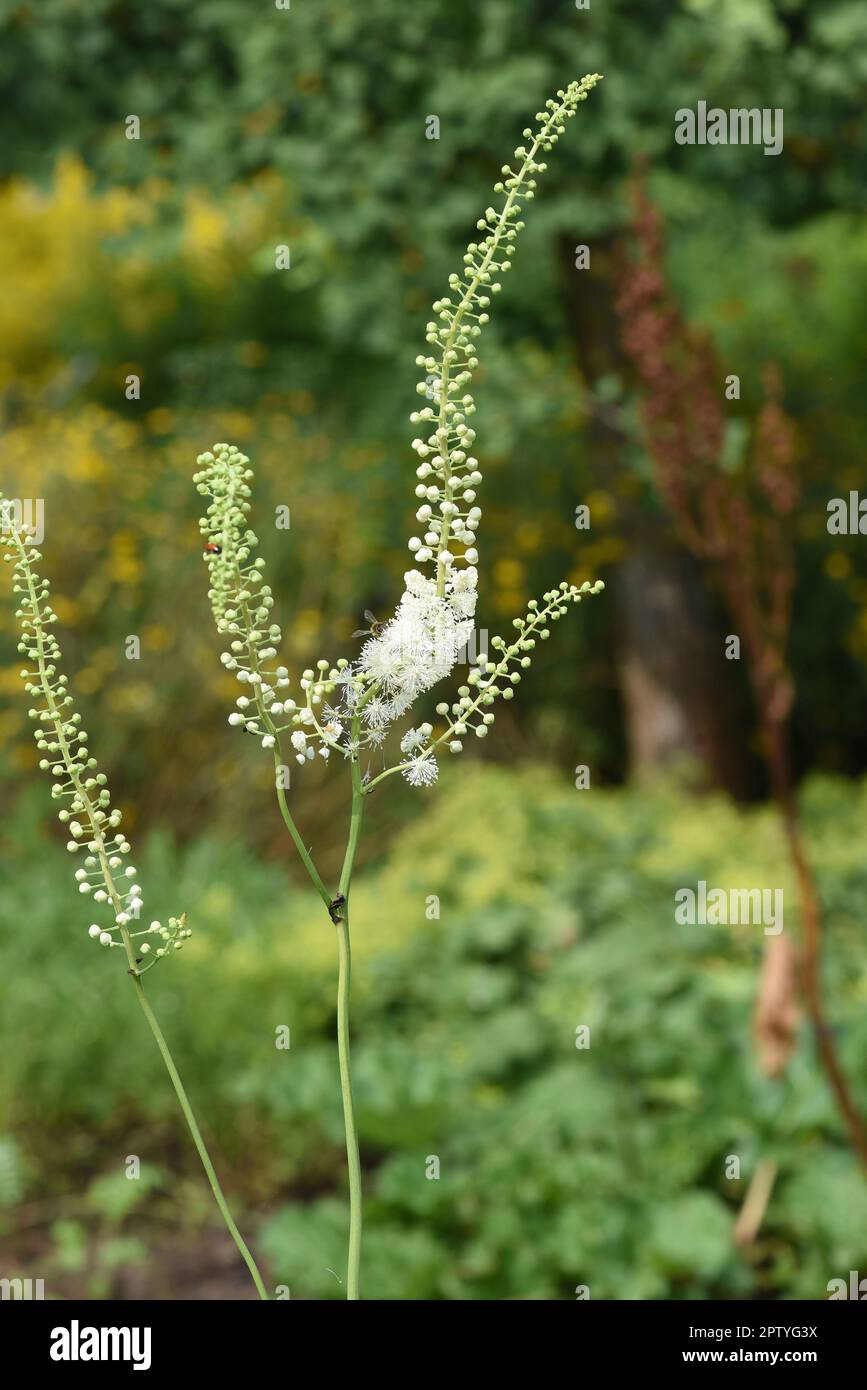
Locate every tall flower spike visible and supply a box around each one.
[0,503,189,973]
[194,445,338,761]
[408,74,603,594]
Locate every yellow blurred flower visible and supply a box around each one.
[825,551,852,581]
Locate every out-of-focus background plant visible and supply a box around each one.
[2,0,867,1298]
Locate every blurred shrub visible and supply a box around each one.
[2,767,867,1298]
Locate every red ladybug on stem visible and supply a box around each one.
[203,543,222,555]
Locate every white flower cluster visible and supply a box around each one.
[0,506,188,971]
[408,74,602,592]
[356,568,477,727]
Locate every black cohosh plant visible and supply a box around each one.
[195,75,605,1299]
[0,508,269,1300]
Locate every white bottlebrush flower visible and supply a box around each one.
[402,751,439,787]
[356,569,475,728]
[407,74,603,590]
[360,695,394,728]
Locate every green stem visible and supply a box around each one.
[273,754,332,908]
[132,978,269,1301]
[335,737,365,1298]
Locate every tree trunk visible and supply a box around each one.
[559,233,752,794]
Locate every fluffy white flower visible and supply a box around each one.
[402,752,439,787]
[400,728,427,754]
[403,569,435,599]
[362,695,397,729]
[446,566,479,619]
[356,570,475,725]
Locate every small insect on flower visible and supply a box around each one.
[203,543,223,555]
[352,609,386,640]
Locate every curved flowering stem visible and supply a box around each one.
[0,507,268,1301]
[408,73,603,594]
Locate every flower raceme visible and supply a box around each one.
[408,73,603,595]
[195,444,476,768]
[195,77,606,791]
[0,505,189,970]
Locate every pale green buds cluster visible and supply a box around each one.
[409,74,603,595]
[195,444,290,734]
[0,499,188,975]
[194,444,261,623]
[195,445,353,763]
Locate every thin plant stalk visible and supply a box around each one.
[268,720,365,1295]
[133,980,269,1300]
[333,726,366,1298]
[334,909,362,1299]
[274,751,365,1299]
[273,714,366,1296]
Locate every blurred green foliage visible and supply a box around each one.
[3,768,867,1298]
